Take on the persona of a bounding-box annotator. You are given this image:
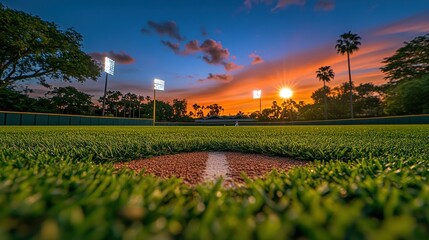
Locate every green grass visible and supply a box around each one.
[0,125,428,239]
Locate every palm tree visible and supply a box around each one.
[316,66,335,120]
[335,31,361,118]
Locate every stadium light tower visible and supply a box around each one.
[102,57,115,116]
[153,78,165,126]
[253,90,262,113]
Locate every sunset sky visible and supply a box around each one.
[3,0,429,114]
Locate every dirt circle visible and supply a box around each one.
[114,152,307,185]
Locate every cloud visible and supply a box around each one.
[245,0,332,11]
[273,0,306,11]
[197,39,243,71]
[224,62,243,71]
[161,40,180,54]
[175,74,196,80]
[141,21,184,41]
[184,40,201,54]
[375,12,429,35]
[199,73,233,82]
[141,21,242,71]
[88,51,135,64]
[168,39,241,71]
[244,0,252,8]
[315,0,335,11]
[199,39,229,65]
[249,53,264,65]
[243,0,273,9]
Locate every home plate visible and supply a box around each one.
[203,152,230,182]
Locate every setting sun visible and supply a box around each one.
[279,88,293,99]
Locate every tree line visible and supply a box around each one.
[0,87,195,121]
[247,82,386,121]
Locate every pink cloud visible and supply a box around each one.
[315,0,335,11]
[243,0,273,9]
[161,40,181,54]
[273,0,306,11]
[141,21,184,41]
[249,53,264,65]
[168,39,241,71]
[199,73,233,82]
[224,62,243,71]
[88,51,135,64]
[244,0,334,12]
[376,12,429,35]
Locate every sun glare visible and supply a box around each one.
[279,88,293,99]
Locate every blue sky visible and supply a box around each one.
[3,0,429,114]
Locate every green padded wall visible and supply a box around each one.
[5,113,21,125]
[0,113,5,125]
[21,114,35,125]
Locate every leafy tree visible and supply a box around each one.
[329,82,352,119]
[316,66,335,120]
[46,86,93,115]
[249,111,259,120]
[201,105,206,117]
[172,99,187,120]
[137,95,146,118]
[297,102,323,120]
[235,111,248,119]
[32,97,55,113]
[384,74,429,115]
[0,4,100,89]
[354,83,383,117]
[129,93,138,118]
[381,34,429,85]
[270,101,282,120]
[98,90,123,117]
[0,87,37,111]
[206,104,222,117]
[151,100,173,121]
[281,99,298,121]
[259,108,272,121]
[121,93,138,118]
[335,31,361,118]
[192,103,204,118]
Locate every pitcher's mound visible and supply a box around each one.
[114,152,307,185]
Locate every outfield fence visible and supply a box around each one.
[1,111,428,126]
[0,111,152,126]
[159,114,429,126]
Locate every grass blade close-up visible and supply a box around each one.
[0,126,428,239]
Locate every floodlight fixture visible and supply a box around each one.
[253,90,261,99]
[154,78,165,91]
[104,57,115,76]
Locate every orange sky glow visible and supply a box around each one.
[170,13,429,115]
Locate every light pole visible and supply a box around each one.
[102,57,115,116]
[253,90,262,114]
[153,78,165,126]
